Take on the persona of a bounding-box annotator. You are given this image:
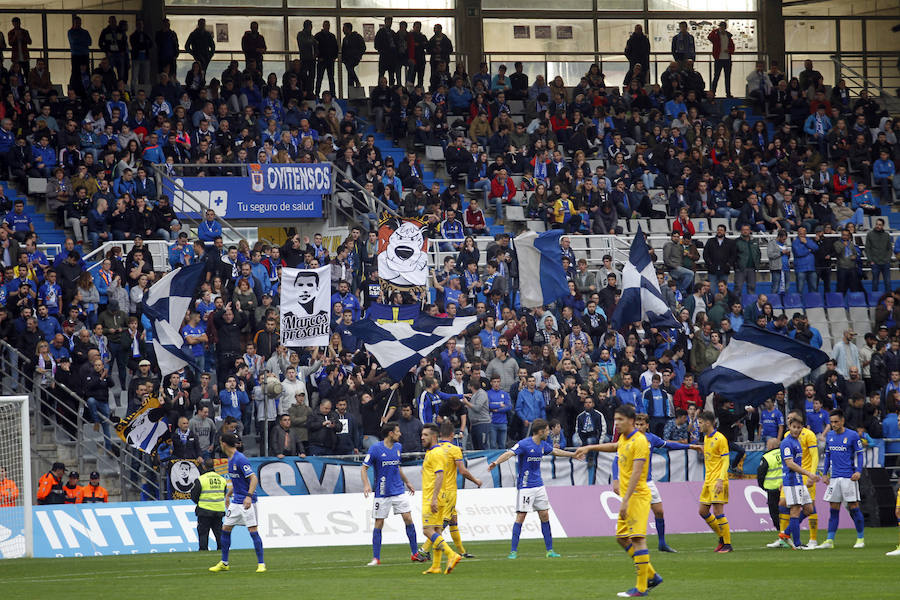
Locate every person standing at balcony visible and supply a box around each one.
[155,18,179,78]
[428,24,453,84]
[241,22,267,71]
[708,21,734,98]
[185,18,215,75]
[130,19,153,90]
[374,17,398,87]
[671,21,695,68]
[624,25,650,87]
[341,23,366,89]
[8,17,31,76]
[100,16,129,84]
[296,19,318,97]
[68,16,91,82]
[314,21,338,97]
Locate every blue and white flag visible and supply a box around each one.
[141,263,205,377]
[349,315,478,381]
[611,228,679,329]
[514,230,569,309]
[697,324,829,403]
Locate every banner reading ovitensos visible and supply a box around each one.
[280,266,331,347]
[249,163,332,195]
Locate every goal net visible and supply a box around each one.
[0,396,31,559]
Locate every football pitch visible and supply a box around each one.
[2,529,897,599]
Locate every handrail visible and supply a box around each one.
[0,338,159,501]
[829,54,891,99]
[150,164,248,245]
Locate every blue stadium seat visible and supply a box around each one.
[741,293,755,308]
[868,292,881,307]
[847,292,867,307]
[825,292,845,308]
[769,294,783,309]
[783,293,802,309]
[802,293,823,308]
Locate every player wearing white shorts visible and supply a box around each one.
[489,419,577,559]
[819,409,866,549]
[209,433,266,573]
[780,416,820,549]
[361,422,424,566]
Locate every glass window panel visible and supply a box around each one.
[547,61,595,87]
[285,0,336,6]
[168,0,284,7]
[597,21,644,53]
[649,0,756,10]
[786,54,834,87]
[169,16,284,54]
[596,58,629,90]
[482,0,592,9]
[649,19,757,55]
[484,56,546,87]
[866,20,900,51]
[340,0,453,7]
[483,19,594,55]
[785,19,836,53]
[3,14,44,52]
[785,0,898,16]
[839,20,862,52]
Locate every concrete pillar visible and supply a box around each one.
[760,0,785,68]
[456,0,483,74]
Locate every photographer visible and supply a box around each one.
[306,398,343,456]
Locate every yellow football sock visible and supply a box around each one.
[703,514,721,536]
[646,561,657,578]
[623,542,635,558]
[716,515,731,544]
[449,525,465,554]
[808,515,818,542]
[422,538,433,552]
[432,534,457,558]
[633,550,650,593]
[779,512,789,534]
[431,548,443,569]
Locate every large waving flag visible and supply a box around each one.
[697,324,829,403]
[349,314,478,381]
[611,227,679,329]
[115,396,169,455]
[514,230,570,308]
[141,263,206,376]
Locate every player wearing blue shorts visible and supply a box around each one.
[209,433,266,573]
[780,416,820,550]
[489,418,578,559]
[361,421,424,566]
[819,409,866,549]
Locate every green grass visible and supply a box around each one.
[3,529,899,599]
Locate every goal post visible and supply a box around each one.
[0,395,32,559]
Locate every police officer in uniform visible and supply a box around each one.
[757,446,783,529]
[36,462,66,505]
[82,471,109,503]
[191,458,226,551]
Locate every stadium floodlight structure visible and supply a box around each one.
[0,396,32,559]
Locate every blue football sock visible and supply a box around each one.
[798,511,807,525]
[405,523,418,554]
[372,528,382,560]
[540,520,553,551]
[511,522,522,552]
[827,508,840,540]
[850,507,865,538]
[220,530,231,563]
[250,530,264,564]
[789,517,801,547]
[655,518,666,547]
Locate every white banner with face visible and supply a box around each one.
[280,266,331,347]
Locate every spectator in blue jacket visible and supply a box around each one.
[487,375,511,449]
[198,209,223,242]
[575,396,607,446]
[113,168,136,198]
[30,135,57,177]
[615,373,644,413]
[873,149,898,203]
[448,79,473,114]
[141,133,165,165]
[439,209,464,252]
[218,375,250,433]
[803,105,832,156]
[516,375,546,434]
[791,225,819,295]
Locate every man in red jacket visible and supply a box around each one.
[708,21,735,98]
[673,373,702,411]
[464,197,488,235]
[488,169,518,224]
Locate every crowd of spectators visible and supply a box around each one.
[0,14,897,469]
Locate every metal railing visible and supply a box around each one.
[828,53,900,110]
[0,339,161,501]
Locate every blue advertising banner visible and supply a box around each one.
[31,501,252,558]
[164,164,331,220]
